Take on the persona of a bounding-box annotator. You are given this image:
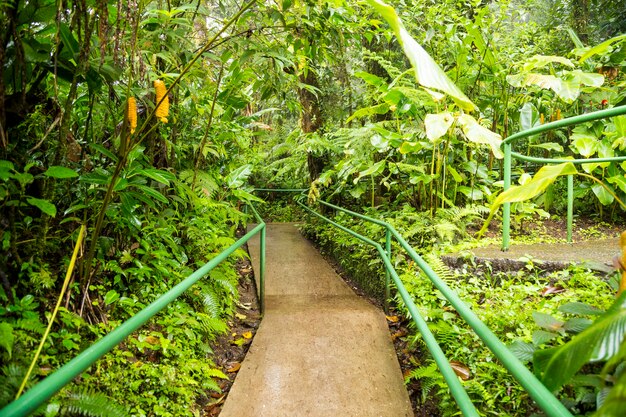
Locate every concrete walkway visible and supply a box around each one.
[442,237,621,273]
[219,223,413,417]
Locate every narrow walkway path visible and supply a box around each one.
[446,238,620,272]
[219,223,413,417]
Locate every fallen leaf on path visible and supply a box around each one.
[386,315,399,323]
[391,329,407,341]
[541,286,565,296]
[226,362,241,373]
[144,336,160,345]
[242,331,253,339]
[450,361,472,380]
[231,338,246,346]
[235,313,247,320]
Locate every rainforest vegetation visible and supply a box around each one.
[1,0,625,415]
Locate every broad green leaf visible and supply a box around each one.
[466,25,495,69]
[530,142,563,152]
[579,33,626,62]
[495,163,577,205]
[349,182,367,198]
[365,0,476,111]
[399,141,424,154]
[59,23,79,58]
[133,184,168,204]
[0,323,14,358]
[370,134,389,151]
[424,112,454,142]
[533,330,558,346]
[506,73,527,88]
[607,175,626,194]
[113,178,128,192]
[138,168,174,186]
[596,141,614,169]
[592,183,615,206]
[89,143,118,162]
[533,312,564,332]
[357,160,385,179]
[478,163,577,237]
[518,73,562,91]
[572,135,598,157]
[354,71,388,89]
[522,55,575,71]
[27,197,56,217]
[520,102,539,131]
[457,114,503,159]
[231,188,264,203]
[104,290,120,305]
[554,78,580,102]
[614,115,626,140]
[534,293,626,391]
[559,302,603,316]
[508,340,535,363]
[226,164,252,188]
[44,166,79,179]
[447,166,463,183]
[568,70,604,87]
[563,318,593,333]
[346,103,390,123]
[458,186,483,200]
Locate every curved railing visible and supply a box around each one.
[501,105,626,250]
[0,205,266,417]
[297,197,572,417]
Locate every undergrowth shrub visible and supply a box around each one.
[300,204,617,416]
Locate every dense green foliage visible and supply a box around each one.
[1,0,625,415]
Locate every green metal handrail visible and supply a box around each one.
[502,105,626,250]
[0,206,266,417]
[298,197,572,417]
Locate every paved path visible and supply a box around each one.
[447,238,621,272]
[219,223,413,417]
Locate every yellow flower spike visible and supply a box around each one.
[127,97,137,134]
[153,80,169,123]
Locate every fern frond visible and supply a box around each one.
[201,290,221,318]
[196,313,228,337]
[405,362,439,382]
[64,391,129,417]
[464,379,496,409]
[422,253,455,283]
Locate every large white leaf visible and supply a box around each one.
[457,114,503,159]
[424,112,454,142]
[365,0,476,111]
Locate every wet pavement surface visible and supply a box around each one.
[448,238,621,272]
[219,223,413,417]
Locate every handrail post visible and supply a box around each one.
[567,175,573,243]
[384,228,391,314]
[502,142,512,251]
[260,225,266,315]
